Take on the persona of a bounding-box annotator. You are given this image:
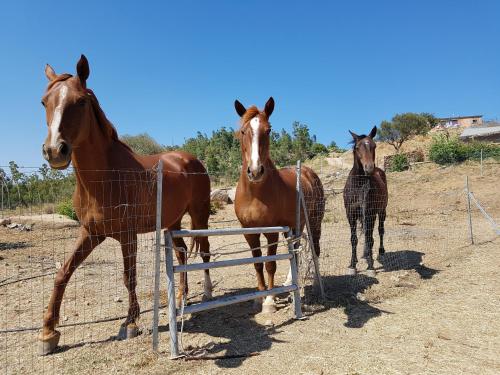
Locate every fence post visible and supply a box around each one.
[465,176,474,245]
[480,149,483,177]
[165,231,180,358]
[295,160,302,241]
[287,229,302,319]
[152,160,163,351]
[300,191,325,300]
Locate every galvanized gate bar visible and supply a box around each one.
[152,160,163,351]
[286,229,303,319]
[164,231,180,358]
[179,285,297,316]
[173,253,293,273]
[170,226,289,238]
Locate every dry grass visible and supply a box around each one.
[0,161,499,374]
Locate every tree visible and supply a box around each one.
[120,133,165,155]
[377,113,431,152]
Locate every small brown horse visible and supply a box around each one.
[343,126,388,277]
[234,97,325,313]
[39,55,212,353]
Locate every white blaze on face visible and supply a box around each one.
[250,116,260,170]
[49,84,68,148]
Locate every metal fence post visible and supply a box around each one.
[300,191,325,300]
[480,149,483,176]
[295,160,302,240]
[165,231,180,358]
[465,176,474,245]
[152,160,163,351]
[286,229,302,319]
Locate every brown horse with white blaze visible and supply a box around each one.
[39,55,212,354]
[234,97,325,313]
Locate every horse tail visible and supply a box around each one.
[187,220,200,258]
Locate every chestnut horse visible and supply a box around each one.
[234,97,325,313]
[39,55,212,353]
[343,126,388,277]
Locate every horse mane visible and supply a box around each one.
[240,106,264,125]
[46,74,73,91]
[86,89,133,152]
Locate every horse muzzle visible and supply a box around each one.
[42,142,72,170]
[247,165,265,182]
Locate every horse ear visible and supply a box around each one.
[349,130,359,141]
[369,126,377,139]
[264,97,274,118]
[234,100,246,117]
[45,64,57,81]
[76,54,90,84]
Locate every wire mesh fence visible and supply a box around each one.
[0,167,160,374]
[1,161,498,371]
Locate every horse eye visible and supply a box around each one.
[41,100,45,107]
[76,98,86,106]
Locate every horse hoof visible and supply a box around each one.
[347,267,357,276]
[38,330,60,356]
[262,302,277,314]
[126,323,139,339]
[366,269,376,277]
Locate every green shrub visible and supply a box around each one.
[429,135,467,165]
[429,135,500,165]
[56,199,78,221]
[389,153,409,172]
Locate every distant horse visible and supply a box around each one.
[233,97,325,313]
[343,126,388,277]
[39,55,212,354]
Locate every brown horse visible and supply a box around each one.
[343,126,388,277]
[233,97,325,313]
[39,55,212,353]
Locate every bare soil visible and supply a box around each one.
[0,161,499,374]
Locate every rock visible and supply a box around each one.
[114,297,123,303]
[55,262,62,270]
[264,319,274,327]
[7,223,19,229]
[356,292,366,302]
[210,189,232,204]
[227,187,236,203]
[0,218,11,226]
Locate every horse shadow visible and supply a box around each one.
[378,250,439,279]
[303,274,390,328]
[158,287,295,368]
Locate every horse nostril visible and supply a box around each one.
[247,167,251,175]
[259,165,264,175]
[59,142,69,157]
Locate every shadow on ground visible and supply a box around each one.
[379,250,439,279]
[159,287,295,369]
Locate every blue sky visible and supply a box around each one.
[0,0,499,167]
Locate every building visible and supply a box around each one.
[434,115,483,130]
[460,125,500,143]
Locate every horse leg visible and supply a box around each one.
[173,236,189,307]
[39,228,104,354]
[244,233,265,308]
[363,213,376,277]
[120,234,141,337]
[189,208,212,300]
[262,232,279,313]
[378,210,386,259]
[347,216,358,275]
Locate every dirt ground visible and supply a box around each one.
[0,161,499,374]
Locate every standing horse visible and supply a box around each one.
[39,55,212,354]
[343,126,388,277]
[233,97,325,313]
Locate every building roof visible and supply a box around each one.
[438,115,483,121]
[460,126,500,138]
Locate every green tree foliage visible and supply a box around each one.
[121,133,165,155]
[378,113,433,152]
